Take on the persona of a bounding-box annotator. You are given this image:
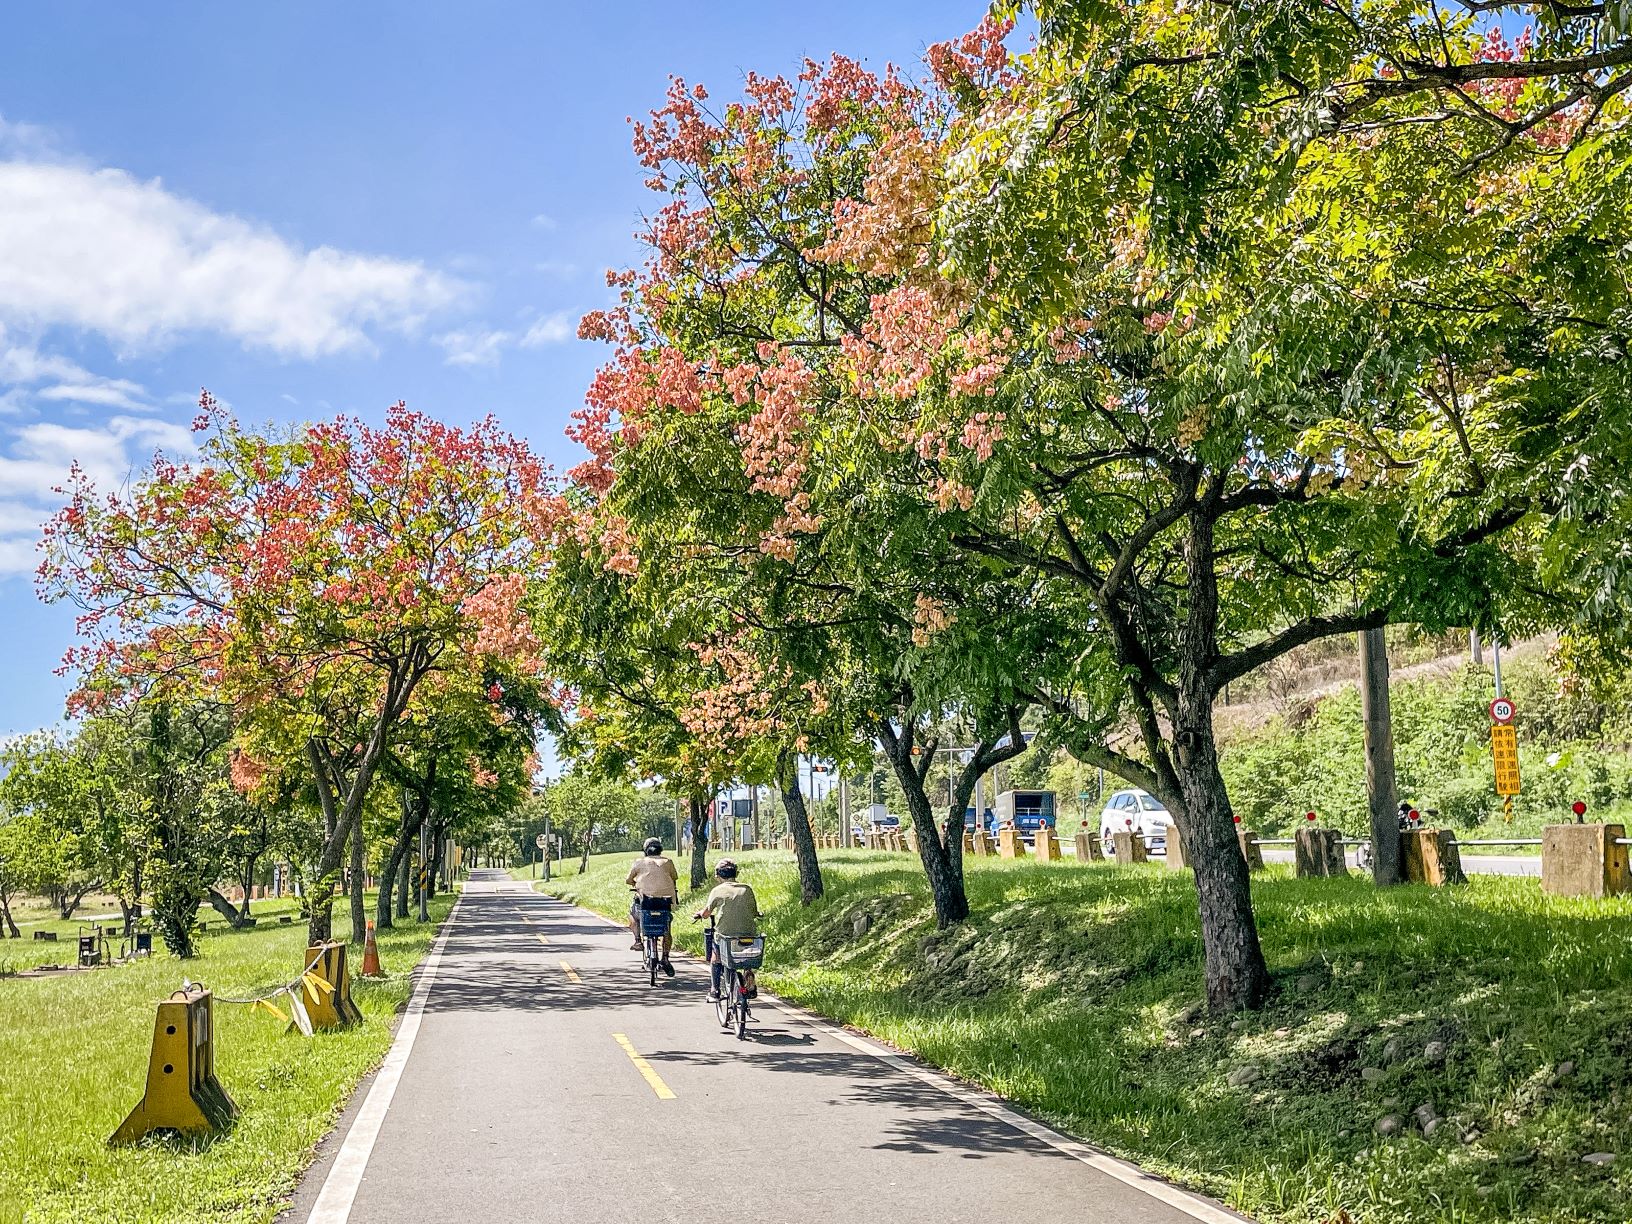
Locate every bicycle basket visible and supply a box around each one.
[640,908,673,937]
[717,935,764,971]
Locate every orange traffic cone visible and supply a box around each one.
[361,921,383,977]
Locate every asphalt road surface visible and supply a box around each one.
[288,869,1245,1224]
[1257,848,1540,877]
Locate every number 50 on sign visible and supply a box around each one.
[1490,723,1521,795]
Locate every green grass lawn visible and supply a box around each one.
[0,895,313,974]
[0,891,456,1224]
[545,849,1631,1224]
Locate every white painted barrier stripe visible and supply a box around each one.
[305,890,465,1224]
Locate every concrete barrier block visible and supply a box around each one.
[906,829,920,855]
[1073,831,1101,861]
[1236,829,1264,871]
[997,828,1024,859]
[1110,831,1147,864]
[1402,828,1468,886]
[1034,829,1061,861]
[1165,827,1189,870]
[971,832,993,857]
[1542,823,1630,898]
[1294,828,1347,878]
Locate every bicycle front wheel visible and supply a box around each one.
[736,979,748,1040]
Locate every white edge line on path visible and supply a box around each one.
[304,889,467,1224]
[549,893,1249,1224]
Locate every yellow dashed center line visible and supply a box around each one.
[535,932,549,945]
[612,1033,676,1099]
[559,960,580,983]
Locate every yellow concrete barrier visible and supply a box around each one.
[971,832,993,857]
[1034,828,1061,861]
[300,942,363,1030]
[110,987,237,1144]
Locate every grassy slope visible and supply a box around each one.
[0,895,309,974]
[0,892,455,1224]
[544,850,1631,1224]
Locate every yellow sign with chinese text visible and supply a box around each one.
[1490,723,1521,795]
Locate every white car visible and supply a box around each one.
[1098,789,1173,853]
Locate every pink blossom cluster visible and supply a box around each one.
[958,410,1006,461]
[733,345,815,499]
[809,128,937,276]
[843,286,955,399]
[949,331,1011,398]
[925,15,1016,93]
[1047,318,1092,362]
[630,76,721,171]
[600,514,640,577]
[466,573,540,662]
[467,754,499,790]
[801,54,914,137]
[911,593,957,647]
[229,747,269,795]
[928,476,976,512]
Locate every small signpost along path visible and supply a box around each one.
[288,869,1242,1224]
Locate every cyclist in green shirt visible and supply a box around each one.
[694,859,759,1002]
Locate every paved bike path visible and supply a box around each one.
[288,869,1245,1223]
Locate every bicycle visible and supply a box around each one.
[635,895,673,986]
[704,919,765,1040]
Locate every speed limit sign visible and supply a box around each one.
[1489,697,1515,725]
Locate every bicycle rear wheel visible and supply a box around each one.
[735,977,748,1039]
[646,936,658,986]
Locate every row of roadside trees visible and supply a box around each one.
[16,4,1632,1010]
[543,2,1632,1011]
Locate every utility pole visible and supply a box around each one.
[1360,627,1401,886]
[839,777,851,848]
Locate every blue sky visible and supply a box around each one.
[0,1,989,737]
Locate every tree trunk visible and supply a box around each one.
[1174,510,1270,1011]
[579,825,594,875]
[205,887,249,929]
[396,845,411,919]
[348,804,367,944]
[0,893,17,938]
[1360,627,1402,886]
[688,794,709,889]
[377,811,420,931]
[776,749,824,904]
[878,720,969,927]
[238,852,261,923]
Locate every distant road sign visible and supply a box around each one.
[1490,723,1521,795]
[1489,697,1515,725]
[535,834,546,848]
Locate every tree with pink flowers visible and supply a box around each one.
[571,3,1624,1009]
[41,398,558,943]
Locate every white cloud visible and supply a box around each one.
[0,329,151,413]
[531,213,558,230]
[0,414,195,575]
[520,311,575,348]
[534,259,579,280]
[0,161,468,358]
[37,379,148,410]
[436,327,513,368]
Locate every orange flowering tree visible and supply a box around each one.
[40,398,559,943]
